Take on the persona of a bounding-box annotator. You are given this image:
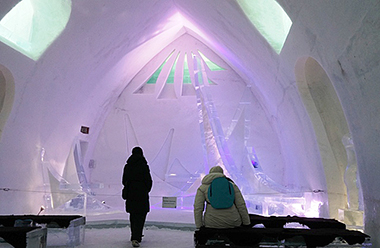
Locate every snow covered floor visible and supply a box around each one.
[77,208,196,248]
[76,226,194,248]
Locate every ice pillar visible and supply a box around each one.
[193,55,248,188]
[338,133,364,228]
[342,133,363,211]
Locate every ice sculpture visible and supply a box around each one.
[40,140,110,214]
[150,128,199,195]
[193,55,324,217]
[224,84,299,195]
[193,54,248,187]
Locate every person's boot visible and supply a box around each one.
[132,240,140,247]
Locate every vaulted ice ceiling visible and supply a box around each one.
[1,0,380,245]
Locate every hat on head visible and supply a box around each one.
[132,147,143,156]
[209,165,224,174]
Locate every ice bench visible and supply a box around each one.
[0,215,85,247]
[0,226,47,248]
[194,214,370,247]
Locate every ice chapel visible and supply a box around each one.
[0,0,380,246]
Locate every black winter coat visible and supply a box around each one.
[122,154,153,213]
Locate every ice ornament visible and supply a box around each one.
[192,55,324,217]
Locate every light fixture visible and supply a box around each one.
[37,205,45,215]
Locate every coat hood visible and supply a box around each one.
[202,172,225,185]
[209,165,223,174]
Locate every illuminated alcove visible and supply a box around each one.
[236,0,292,54]
[295,57,364,225]
[0,65,15,141]
[0,0,72,61]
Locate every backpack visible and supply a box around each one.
[207,177,235,209]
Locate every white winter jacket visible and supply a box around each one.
[193,171,250,229]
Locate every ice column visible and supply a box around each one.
[338,133,364,228]
[342,133,363,210]
[193,55,248,187]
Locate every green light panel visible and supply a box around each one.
[183,53,191,84]
[146,51,175,84]
[237,0,292,54]
[144,50,222,93]
[0,0,72,61]
[166,53,180,84]
[198,51,225,71]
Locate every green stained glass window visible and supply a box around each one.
[208,79,217,85]
[237,0,292,54]
[166,53,180,84]
[0,0,72,61]
[146,51,225,91]
[183,53,191,84]
[146,51,175,84]
[198,51,225,71]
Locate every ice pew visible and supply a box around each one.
[0,226,47,248]
[0,215,85,247]
[194,214,370,247]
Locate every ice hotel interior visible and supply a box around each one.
[0,0,379,246]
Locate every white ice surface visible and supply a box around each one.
[77,226,194,248]
[80,208,195,248]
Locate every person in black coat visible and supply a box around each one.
[122,147,153,247]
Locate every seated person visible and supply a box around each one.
[194,165,250,229]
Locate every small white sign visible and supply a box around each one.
[162,197,177,208]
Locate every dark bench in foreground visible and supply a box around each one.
[0,215,85,247]
[247,214,346,229]
[0,226,47,248]
[194,214,370,247]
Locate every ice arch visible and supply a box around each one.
[0,65,15,140]
[295,57,360,220]
[0,0,72,60]
[86,33,324,217]
[90,33,250,209]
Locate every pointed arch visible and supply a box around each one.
[130,33,227,99]
[295,57,360,221]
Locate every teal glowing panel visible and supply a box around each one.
[183,53,191,84]
[166,53,180,84]
[0,0,72,61]
[146,51,175,84]
[237,0,292,54]
[198,51,225,71]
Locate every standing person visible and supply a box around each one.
[194,165,250,229]
[122,147,153,247]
